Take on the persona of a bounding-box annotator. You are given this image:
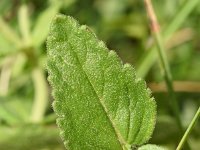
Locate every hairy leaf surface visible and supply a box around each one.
[47,14,156,150]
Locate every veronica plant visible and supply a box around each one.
[47,14,164,150]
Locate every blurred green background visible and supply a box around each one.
[0,0,199,149]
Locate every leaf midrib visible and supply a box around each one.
[68,38,127,149]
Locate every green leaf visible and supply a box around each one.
[31,3,61,47]
[0,33,17,57]
[138,144,166,150]
[0,17,21,48]
[0,96,32,125]
[47,14,156,150]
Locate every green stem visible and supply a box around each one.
[154,31,183,132]
[164,0,199,39]
[30,67,49,123]
[144,0,191,149]
[137,0,200,78]
[0,56,15,96]
[176,107,200,150]
[18,4,31,47]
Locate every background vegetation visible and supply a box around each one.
[0,0,199,149]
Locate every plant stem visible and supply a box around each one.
[144,0,191,149]
[148,81,200,93]
[154,28,183,134]
[30,67,49,123]
[137,0,200,78]
[176,107,200,150]
[18,4,31,47]
[0,56,14,96]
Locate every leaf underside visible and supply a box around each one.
[47,14,156,150]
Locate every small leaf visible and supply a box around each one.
[0,33,16,56]
[47,14,156,150]
[0,17,21,47]
[138,144,166,150]
[31,3,61,47]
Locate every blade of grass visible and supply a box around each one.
[144,0,191,149]
[137,0,199,78]
[176,107,200,150]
